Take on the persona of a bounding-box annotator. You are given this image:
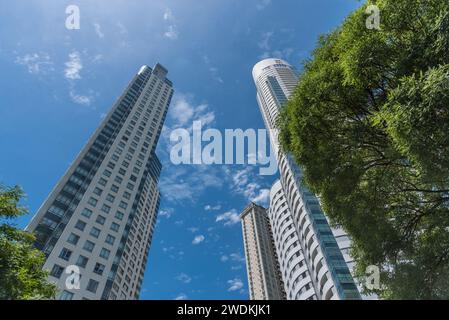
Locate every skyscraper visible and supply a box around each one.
[268,180,315,300]
[240,203,286,300]
[252,58,360,300]
[26,63,173,300]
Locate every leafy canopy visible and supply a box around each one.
[279,0,449,299]
[0,185,57,300]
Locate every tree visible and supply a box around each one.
[0,185,57,299]
[278,0,449,299]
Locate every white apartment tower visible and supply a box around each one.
[252,58,360,300]
[240,203,286,300]
[26,63,173,300]
[268,180,315,299]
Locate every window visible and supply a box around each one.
[130,175,137,182]
[98,178,107,186]
[119,201,128,209]
[75,220,86,231]
[111,184,119,193]
[115,211,124,221]
[88,197,98,207]
[59,291,74,300]
[100,248,110,260]
[59,248,72,261]
[126,183,134,191]
[76,255,89,268]
[81,208,92,219]
[93,263,105,275]
[101,204,111,214]
[103,169,112,177]
[86,279,99,293]
[90,227,101,238]
[50,264,65,278]
[96,215,106,225]
[106,194,115,203]
[105,234,115,245]
[93,187,103,196]
[114,176,123,184]
[118,168,126,176]
[67,233,80,245]
[107,162,115,169]
[123,192,131,200]
[83,240,95,252]
[111,222,120,232]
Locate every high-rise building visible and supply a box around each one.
[240,203,286,300]
[26,63,173,300]
[252,58,360,300]
[268,180,315,300]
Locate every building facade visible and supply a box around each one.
[240,203,286,300]
[26,63,173,300]
[268,180,315,300]
[252,58,360,300]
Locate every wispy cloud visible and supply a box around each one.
[176,273,192,284]
[163,8,179,40]
[203,55,224,84]
[205,204,221,211]
[192,235,205,245]
[256,0,272,10]
[216,209,240,226]
[227,278,244,292]
[159,208,174,219]
[174,293,188,300]
[69,91,91,106]
[93,23,104,39]
[258,31,273,50]
[15,53,53,75]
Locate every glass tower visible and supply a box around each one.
[252,58,360,300]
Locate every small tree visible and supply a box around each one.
[0,185,57,299]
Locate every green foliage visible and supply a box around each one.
[0,185,57,300]
[279,0,449,299]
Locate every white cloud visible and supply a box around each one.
[256,0,271,10]
[192,235,205,245]
[163,9,179,40]
[174,293,188,300]
[64,51,82,80]
[227,278,244,292]
[220,255,229,262]
[251,188,270,205]
[117,22,128,35]
[216,209,240,226]
[258,31,273,50]
[176,273,192,284]
[188,227,199,233]
[159,208,174,219]
[230,253,246,263]
[164,25,179,40]
[170,96,195,125]
[205,204,221,211]
[203,55,224,83]
[69,90,91,106]
[15,53,53,75]
[94,23,104,38]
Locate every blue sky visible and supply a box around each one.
[0,0,362,300]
